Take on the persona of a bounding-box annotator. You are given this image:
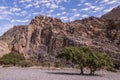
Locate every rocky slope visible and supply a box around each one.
[0,40,10,57]
[0,6,120,67]
[101,6,120,20]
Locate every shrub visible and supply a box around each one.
[18,60,33,67]
[0,51,25,66]
[106,66,117,72]
[54,60,64,68]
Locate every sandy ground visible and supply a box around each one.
[0,67,119,80]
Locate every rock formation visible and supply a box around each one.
[0,40,10,57]
[101,6,120,20]
[0,6,120,67]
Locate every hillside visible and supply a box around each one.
[0,6,120,67]
[101,6,120,20]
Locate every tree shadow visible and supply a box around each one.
[46,72,103,77]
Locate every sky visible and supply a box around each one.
[0,0,120,35]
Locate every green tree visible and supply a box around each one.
[57,46,114,75]
[57,47,87,74]
[86,51,114,75]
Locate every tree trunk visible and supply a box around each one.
[90,68,96,75]
[80,67,84,75]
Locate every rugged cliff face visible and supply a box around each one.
[0,40,10,57]
[0,6,120,66]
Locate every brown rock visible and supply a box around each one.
[0,6,120,67]
[0,40,10,57]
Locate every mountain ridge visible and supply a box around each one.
[0,6,120,67]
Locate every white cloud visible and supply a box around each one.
[32,12,40,15]
[71,9,77,12]
[19,0,32,3]
[46,14,52,17]
[69,13,81,21]
[81,7,90,11]
[0,6,8,9]
[25,14,32,19]
[61,11,67,15]
[84,2,96,9]
[101,0,109,3]
[77,4,82,6]
[0,6,12,16]
[11,19,29,23]
[45,3,51,8]
[0,15,12,21]
[80,0,86,3]
[103,7,113,13]
[47,10,54,13]
[74,14,80,17]
[47,0,70,4]
[100,0,118,6]
[107,0,116,4]
[0,24,13,35]
[84,2,91,6]
[21,11,27,16]
[50,4,58,9]
[39,0,49,4]
[54,0,70,4]
[94,7,104,11]
[25,4,33,8]
[13,1,18,7]
[19,0,25,3]
[35,5,40,8]
[60,16,68,21]
[10,7,21,12]
[0,16,4,20]
[0,11,13,15]
[81,15,89,18]
[89,6,96,9]
[60,6,65,10]
[56,13,61,16]
[25,0,32,2]
[69,17,75,21]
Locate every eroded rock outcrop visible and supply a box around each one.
[0,6,120,67]
[0,40,10,57]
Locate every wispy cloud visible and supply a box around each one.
[11,19,29,23]
[25,4,33,8]
[81,14,89,18]
[10,7,21,12]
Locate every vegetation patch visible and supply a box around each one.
[57,46,115,75]
[0,51,32,67]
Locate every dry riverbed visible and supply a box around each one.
[0,67,119,80]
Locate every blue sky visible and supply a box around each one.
[0,0,120,35]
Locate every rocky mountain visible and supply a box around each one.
[0,6,120,67]
[101,6,120,20]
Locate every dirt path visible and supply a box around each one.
[0,67,119,80]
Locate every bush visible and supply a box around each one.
[106,66,117,72]
[0,51,25,66]
[18,60,33,67]
[54,60,64,68]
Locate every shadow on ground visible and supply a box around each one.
[46,72,103,77]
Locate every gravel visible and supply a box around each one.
[0,67,119,80]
